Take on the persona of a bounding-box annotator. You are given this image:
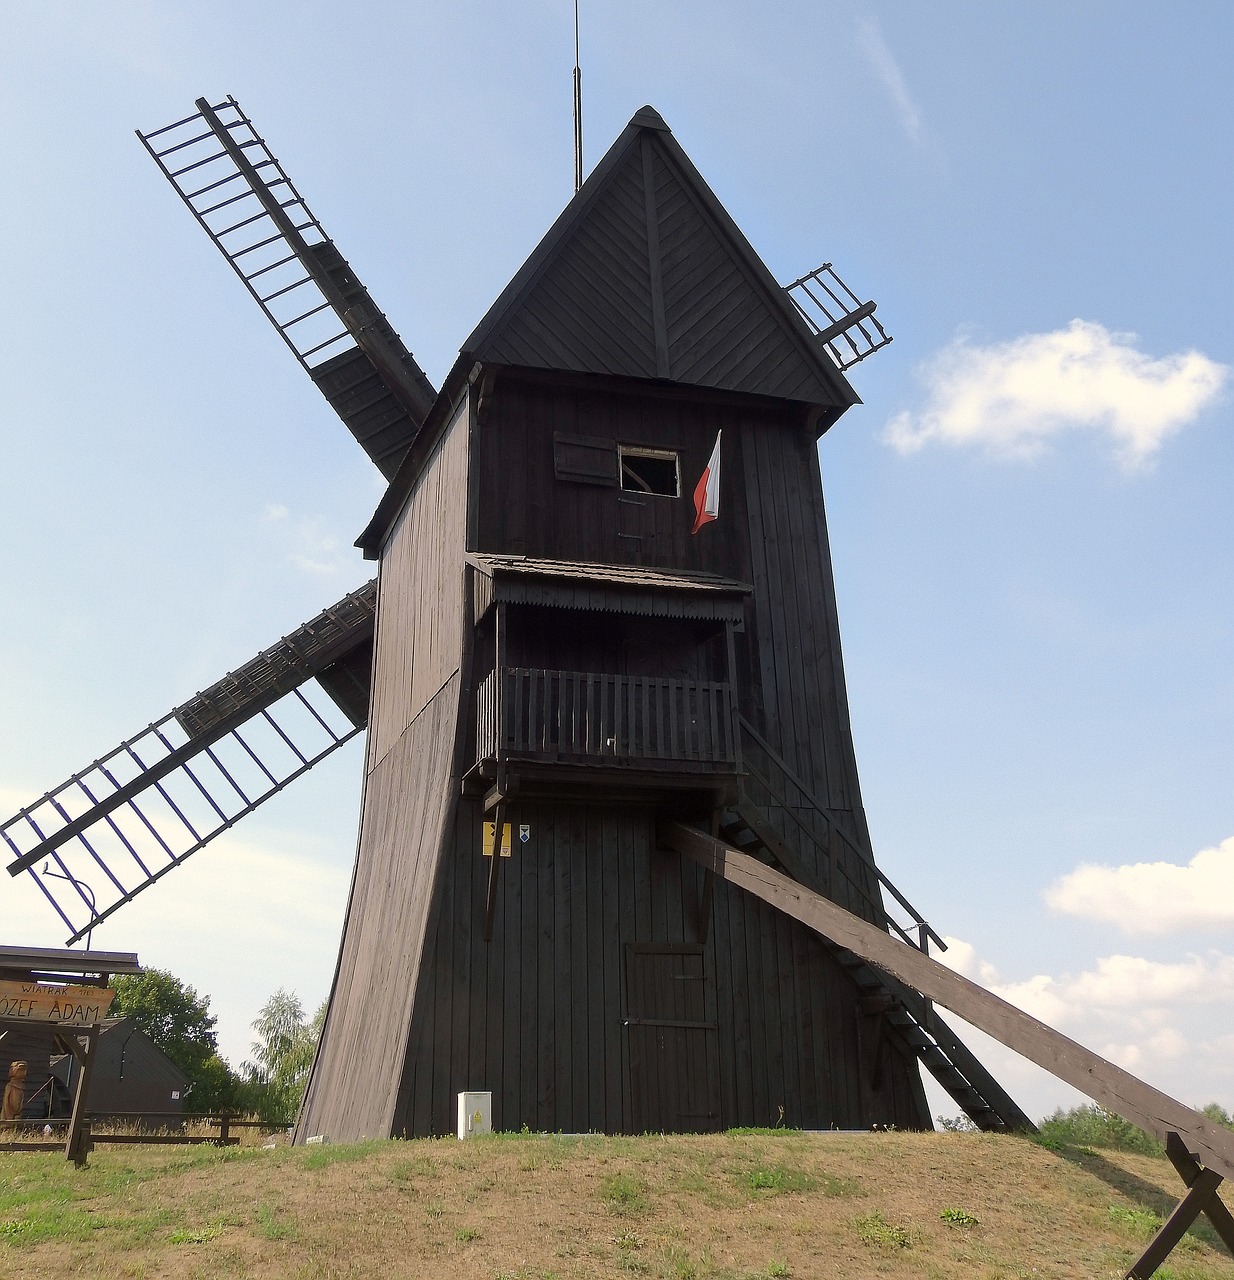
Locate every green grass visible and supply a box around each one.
[168,1224,224,1244]
[301,1138,386,1169]
[255,1201,298,1241]
[602,1172,651,1215]
[854,1210,912,1249]
[1108,1204,1164,1239]
[2,1129,1233,1278]
[745,1166,818,1195]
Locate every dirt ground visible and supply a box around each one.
[1,1129,1232,1279]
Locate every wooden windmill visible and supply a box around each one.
[2,98,1031,1141]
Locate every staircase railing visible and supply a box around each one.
[736,714,944,955]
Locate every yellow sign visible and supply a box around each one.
[0,981,115,1026]
[482,821,513,858]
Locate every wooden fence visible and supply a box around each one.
[0,1111,277,1155]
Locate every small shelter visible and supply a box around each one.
[51,1017,189,1120]
[0,945,140,1162]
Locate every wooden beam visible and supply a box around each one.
[1165,1132,1234,1252]
[640,135,671,379]
[483,803,505,943]
[659,820,1234,1182]
[64,1023,99,1166]
[1127,1166,1224,1278]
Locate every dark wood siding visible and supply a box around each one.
[393,801,923,1136]
[474,375,758,575]
[475,373,868,853]
[307,105,945,1141]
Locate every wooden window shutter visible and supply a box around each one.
[553,432,618,486]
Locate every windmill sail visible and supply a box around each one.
[137,98,436,479]
[2,583,375,944]
[784,262,892,370]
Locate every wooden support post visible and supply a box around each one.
[484,802,505,943]
[1127,1133,1234,1277]
[1166,1132,1234,1251]
[64,1024,99,1166]
[1127,1164,1224,1278]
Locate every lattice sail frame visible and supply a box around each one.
[784,262,892,370]
[137,97,435,479]
[3,583,376,944]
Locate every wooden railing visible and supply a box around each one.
[736,713,944,954]
[477,668,737,770]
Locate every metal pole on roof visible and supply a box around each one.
[573,0,583,193]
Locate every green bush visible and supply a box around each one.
[1035,1105,1163,1154]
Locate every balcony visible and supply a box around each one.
[476,667,737,777]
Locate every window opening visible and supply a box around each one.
[619,446,679,496]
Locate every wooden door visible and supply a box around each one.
[625,944,721,1133]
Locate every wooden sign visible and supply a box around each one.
[0,980,115,1026]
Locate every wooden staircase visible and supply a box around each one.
[715,737,1035,1134]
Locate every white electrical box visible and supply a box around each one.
[457,1090,492,1140]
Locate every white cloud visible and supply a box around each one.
[261,504,351,576]
[884,320,1227,467]
[0,824,352,1068]
[940,936,1234,1025]
[935,935,1234,1118]
[1046,835,1234,934]
[856,17,923,145]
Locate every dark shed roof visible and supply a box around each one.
[0,946,141,979]
[52,1017,190,1091]
[469,554,750,622]
[358,106,857,558]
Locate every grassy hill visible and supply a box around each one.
[3,1129,1233,1279]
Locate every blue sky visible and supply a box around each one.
[2,3,1231,1122]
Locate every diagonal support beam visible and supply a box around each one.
[1126,1133,1234,1278]
[1166,1132,1234,1251]
[1127,1162,1225,1278]
[659,819,1234,1183]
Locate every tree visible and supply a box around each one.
[110,969,240,1112]
[242,989,325,1125]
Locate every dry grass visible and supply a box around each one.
[1,1129,1232,1278]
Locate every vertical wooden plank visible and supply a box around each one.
[519,805,539,1129]
[569,806,590,1133]
[601,811,623,1130]
[500,790,522,1129]
[585,808,606,1132]
[537,812,555,1128]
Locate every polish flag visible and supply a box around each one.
[691,430,722,534]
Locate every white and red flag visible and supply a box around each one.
[691,430,722,534]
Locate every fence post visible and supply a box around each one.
[217,1111,231,1146]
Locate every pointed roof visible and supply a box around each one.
[358,107,858,555]
[462,106,857,408]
